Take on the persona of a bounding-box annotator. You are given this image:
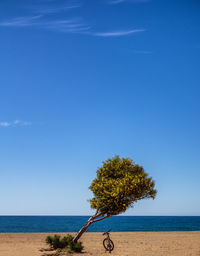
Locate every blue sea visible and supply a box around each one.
[0,216,200,233]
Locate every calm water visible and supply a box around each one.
[0,216,199,233]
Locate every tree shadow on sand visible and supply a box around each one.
[40,247,86,256]
[39,248,60,256]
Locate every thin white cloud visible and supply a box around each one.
[44,19,90,33]
[35,3,81,14]
[0,16,145,37]
[133,50,152,54]
[0,16,90,34]
[93,29,145,37]
[109,0,125,3]
[109,0,151,4]
[0,122,10,127]
[0,120,32,127]
[0,15,42,27]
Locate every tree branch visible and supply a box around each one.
[91,215,110,223]
[87,211,102,224]
[93,213,102,219]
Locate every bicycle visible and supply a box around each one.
[103,229,114,253]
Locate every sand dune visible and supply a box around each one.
[0,232,200,256]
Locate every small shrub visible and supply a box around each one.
[46,235,62,249]
[61,235,73,246]
[69,241,83,253]
[46,235,53,246]
[45,234,83,253]
[53,235,62,249]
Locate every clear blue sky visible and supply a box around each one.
[0,0,200,216]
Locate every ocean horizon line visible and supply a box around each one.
[0,215,200,217]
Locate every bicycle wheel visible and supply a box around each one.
[103,238,114,252]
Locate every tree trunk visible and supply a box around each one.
[73,219,91,243]
[73,212,109,243]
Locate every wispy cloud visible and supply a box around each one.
[0,16,90,34]
[0,1,146,37]
[93,29,145,37]
[0,0,87,33]
[36,5,81,14]
[133,50,152,54]
[109,0,126,4]
[44,19,90,33]
[35,2,81,14]
[109,0,151,4]
[0,15,42,27]
[0,120,32,127]
[0,15,145,36]
[0,122,10,127]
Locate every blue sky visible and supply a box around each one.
[0,0,200,216]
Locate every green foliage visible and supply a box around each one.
[45,234,83,253]
[46,235,53,246]
[61,235,74,246]
[69,241,83,253]
[90,156,157,216]
[46,235,63,249]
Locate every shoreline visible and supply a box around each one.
[0,231,200,256]
[1,230,200,233]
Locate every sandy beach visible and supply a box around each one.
[0,232,200,256]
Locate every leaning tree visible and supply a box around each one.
[73,156,157,242]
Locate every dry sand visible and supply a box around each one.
[0,232,200,256]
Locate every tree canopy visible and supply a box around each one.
[89,156,157,216]
[73,156,157,242]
